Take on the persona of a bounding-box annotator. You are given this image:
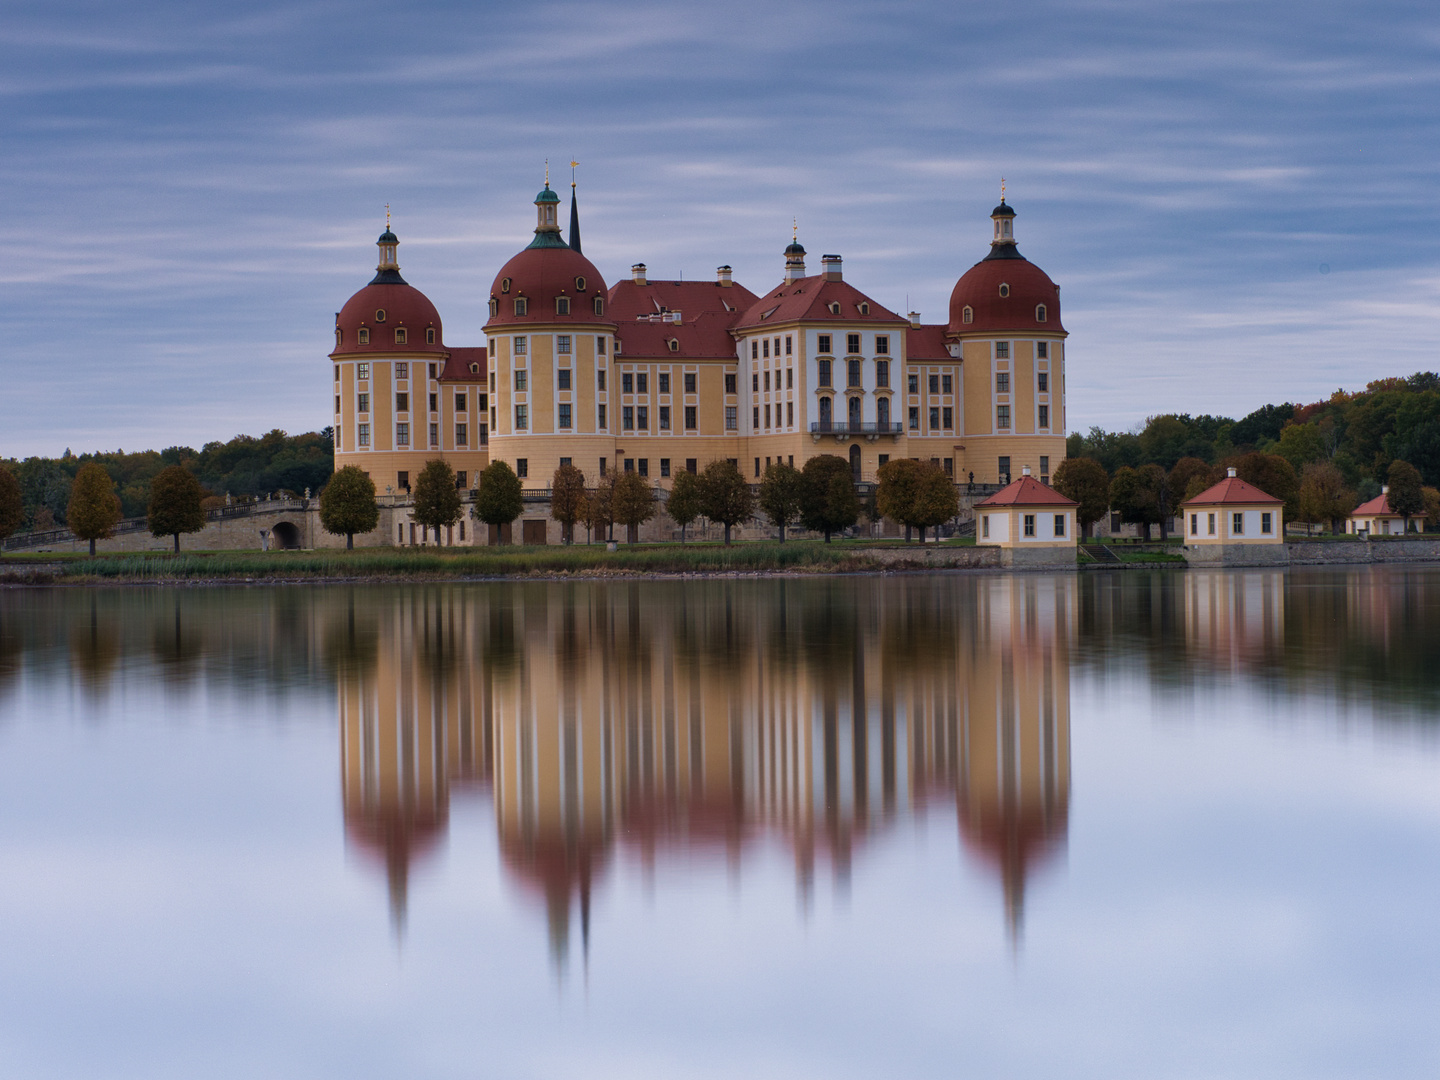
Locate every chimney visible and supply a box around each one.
[908,311,921,328]
[632,263,647,286]
[1022,465,1031,477]
[822,254,843,282]
[1227,467,1237,477]
[716,265,733,287]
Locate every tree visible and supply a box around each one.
[147,465,206,552]
[1168,457,1215,505]
[698,459,754,545]
[799,454,859,542]
[412,458,463,543]
[0,465,23,540]
[666,469,703,542]
[475,460,524,542]
[1387,459,1425,531]
[1295,462,1356,534]
[1227,452,1300,505]
[319,465,378,549]
[550,464,586,544]
[758,462,804,541]
[612,471,656,543]
[1423,486,1440,533]
[910,464,960,543]
[1053,457,1110,539]
[582,475,615,543]
[876,458,926,541]
[67,462,122,555]
[1274,422,1328,470]
[1110,464,1168,541]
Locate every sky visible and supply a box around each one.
[4,0,1440,458]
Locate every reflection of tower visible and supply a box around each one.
[339,590,492,933]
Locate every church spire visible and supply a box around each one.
[568,160,582,254]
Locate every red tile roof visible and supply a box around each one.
[1181,475,1282,506]
[1350,492,1417,517]
[606,278,760,360]
[439,347,486,382]
[978,475,1077,507]
[734,275,908,330]
[905,323,952,361]
[948,257,1065,336]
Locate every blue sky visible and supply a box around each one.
[5,0,1440,457]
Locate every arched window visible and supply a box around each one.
[358,328,370,344]
[819,396,832,428]
[593,296,605,316]
[963,306,973,324]
[556,296,570,315]
[877,397,890,428]
[514,298,528,316]
[394,328,407,344]
[849,443,861,480]
[489,298,498,316]
[1036,304,1047,322]
[426,327,436,344]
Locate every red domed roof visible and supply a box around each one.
[333,281,446,356]
[486,245,609,329]
[948,257,1064,335]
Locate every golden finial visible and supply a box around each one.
[545,159,550,187]
[385,202,390,230]
[1000,177,1006,202]
[570,159,579,189]
[792,217,798,242]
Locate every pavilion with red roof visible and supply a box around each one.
[1181,468,1285,561]
[976,466,1077,565]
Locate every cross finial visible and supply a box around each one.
[570,159,579,189]
[1000,177,1006,202]
[385,203,390,229]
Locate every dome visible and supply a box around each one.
[535,186,561,204]
[334,281,446,355]
[486,244,609,328]
[991,200,1015,218]
[948,257,1063,335]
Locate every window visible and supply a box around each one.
[944,458,953,477]
[858,303,870,315]
[684,372,696,393]
[429,393,437,412]
[753,406,760,428]
[358,328,370,344]
[1024,514,1035,537]
[638,459,649,478]
[335,394,340,414]
[1262,512,1273,534]
[480,393,488,410]
[908,406,919,430]
[962,306,973,324]
[429,422,438,446]
[942,374,952,394]
[516,459,528,479]
[685,406,697,429]
[623,406,634,430]
[396,392,408,412]
[515,404,528,429]
[753,372,760,393]
[397,470,409,490]
[1036,304,1047,322]
[667,337,680,353]
[514,298,528,316]
[394,328,407,344]
[763,339,770,358]
[598,336,606,355]
[660,459,671,477]
[357,363,369,380]
[787,401,794,425]
[686,459,697,474]
[908,373,918,393]
[1191,514,1199,535]
[751,341,759,360]
[594,296,605,316]
[725,373,737,394]
[929,374,940,393]
[558,368,571,390]
[876,360,889,387]
[638,406,649,429]
[623,458,634,473]
[1054,514,1065,537]
[878,398,890,427]
[396,363,408,379]
[659,373,670,394]
[1038,341,1048,359]
[358,393,370,413]
[1039,405,1050,428]
[637,373,648,394]
[754,458,761,478]
[598,403,607,428]
[597,369,606,391]
[848,359,862,387]
[999,284,1010,298]
[1038,372,1049,392]
[429,363,437,378]
[1040,456,1050,483]
[556,297,570,315]
[997,405,1010,429]
[725,406,738,430]
[930,407,940,430]
[764,404,771,428]
[558,403,572,429]
[1233,512,1245,535]
[943,407,953,428]
[996,372,1010,393]
[818,334,832,354]
[456,471,467,488]
[785,336,792,355]
[847,333,861,355]
[996,341,1010,359]
[828,302,841,314]
[514,336,527,356]
[514,371,527,391]
[488,298,499,316]
[358,423,370,447]
[426,328,435,345]
[982,515,990,538]
[558,335,571,354]
[660,405,670,429]
[456,423,468,445]
[818,359,832,387]
[374,309,386,323]
[623,373,634,394]
[876,335,889,355]
[1208,513,1216,535]
[396,422,410,446]
[599,458,607,477]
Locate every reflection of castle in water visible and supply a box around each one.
[336,579,1072,954]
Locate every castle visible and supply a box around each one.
[330,179,1069,537]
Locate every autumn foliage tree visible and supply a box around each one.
[1053,457,1110,539]
[665,469,703,542]
[413,459,463,542]
[1295,462,1356,534]
[758,462,804,542]
[66,463,122,555]
[550,464,586,544]
[147,465,206,552]
[1387,459,1425,531]
[319,465,378,549]
[698,459,755,545]
[0,465,24,541]
[612,471,656,543]
[582,474,615,543]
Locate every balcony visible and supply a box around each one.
[809,421,904,442]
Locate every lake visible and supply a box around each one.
[0,569,1437,1079]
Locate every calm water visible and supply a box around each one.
[1,570,1438,1079]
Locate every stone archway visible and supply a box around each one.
[271,521,302,549]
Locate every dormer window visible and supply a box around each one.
[593,296,605,316]
[963,306,973,324]
[426,327,436,344]
[335,328,343,348]
[489,298,499,316]
[556,296,571,315]
[358,328,370,344]
[469,363,480,374]
[828,302,841,314]
[394,328,407,344]
[575,276,586,291]
[1036,304,1047,322]
[998,284,1010,298]
[667,338,679,352]
[501,277,512,293]
[858,302,870,315]
[375,309,386,322]
[514,298,528,316]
